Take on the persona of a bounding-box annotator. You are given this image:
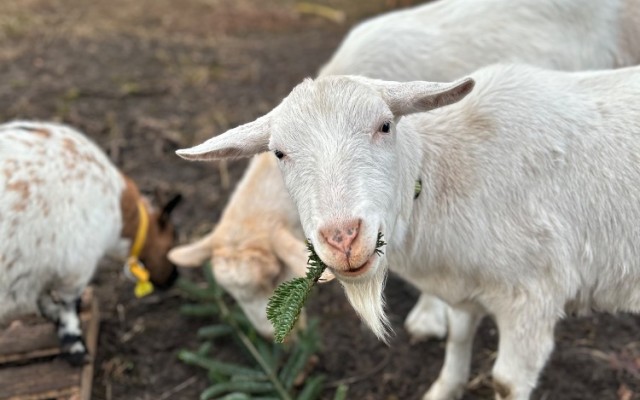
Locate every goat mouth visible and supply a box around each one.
[332,252,378,278]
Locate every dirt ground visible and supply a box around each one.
[1,0,639,399]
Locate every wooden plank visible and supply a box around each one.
[79,293,99,400]
[0,359,81,399]
[0,289,94,365]
[5,387,78,400]
[0,287,100,400]
[0,324,59,363]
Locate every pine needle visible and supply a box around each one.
[267,233,386,343]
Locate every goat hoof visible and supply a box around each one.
[423,379,465,400]
[60,334,90,367]
[62,350,90,367]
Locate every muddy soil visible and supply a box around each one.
[1,1,639,399]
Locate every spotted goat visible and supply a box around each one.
[0,121,181,365]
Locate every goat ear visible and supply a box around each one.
[362,77,475,116]
[168,231,214,268]
[176,113,273,161]
[159,193,182,228]
[161,193,182,217]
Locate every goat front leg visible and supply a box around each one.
[490,304,558,400]
[405,292,449,342]
[423,306,484,400]
[38,290,88,366]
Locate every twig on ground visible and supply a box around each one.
[157,376,199,400]
[295,2,346,24]
[325,351,391,388]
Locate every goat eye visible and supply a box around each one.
[274,150,285,159]
[380,121,391,133]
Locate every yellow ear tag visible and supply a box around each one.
[134,281,154,298]
[128,258,154,298]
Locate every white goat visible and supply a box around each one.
[170,0,640,340]
[0,121,181,365]
[177,63,640,400]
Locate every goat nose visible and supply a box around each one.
[320,219,361,253]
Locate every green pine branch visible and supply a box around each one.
[177,263,349,400]
[267,233,386,343]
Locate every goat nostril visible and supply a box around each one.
[321,219,361,253]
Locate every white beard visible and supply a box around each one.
[340,262,391,343]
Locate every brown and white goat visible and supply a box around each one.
[0,121,181,365]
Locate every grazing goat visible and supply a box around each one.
[171,0,640,341]
[177,63,640,400]
[168,153,311,337]
[0,121,181,365]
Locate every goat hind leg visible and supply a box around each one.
[38,289,88,366]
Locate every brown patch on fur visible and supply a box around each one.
[61,140,107,175]
[11,202,27,213]
[120,174,177,286]
[13,137,33,147]
[120,175,142,242]
[3,159,19,179]
[30,128,51,138]
[492,378,512,399]
[62,138,108,174]
[62,138,80,170]
[63,137,79,156]
[80,152,106,172]
[7,180,30,212]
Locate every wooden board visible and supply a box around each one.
[0,288,100,400]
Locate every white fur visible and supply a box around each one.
[320,0,640,79]
[175,0,640,345]
[0,121,129,322]
[177,63,640,399]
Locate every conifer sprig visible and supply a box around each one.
[177,264,349,400]
[374,231,386,256]
[267,232,386,343]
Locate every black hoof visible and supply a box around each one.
[60,334,90,367]
[61,348,90,366]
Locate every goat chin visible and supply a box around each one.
[339,261,391,343]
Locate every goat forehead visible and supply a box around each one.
[275,78,387,145]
